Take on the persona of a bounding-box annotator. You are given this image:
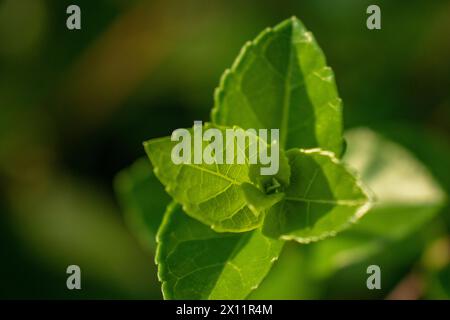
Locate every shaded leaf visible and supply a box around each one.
[156,202,283,299]
[307,128,447,277]
[263,148,372,243]
[114,158,171,251]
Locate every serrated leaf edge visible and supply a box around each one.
[279,148,374,244]
[211,16,302,131]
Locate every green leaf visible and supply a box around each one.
[344,128,446,216]
[212,16,343,154]
[114,158,171,251]
[156,202,283,300]
[307,128,447,278]
[341,128,446,246]
[241,182,284,214]
[262,148,372,243]
[144,123,290,232]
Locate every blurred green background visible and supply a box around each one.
[0,0,449,299]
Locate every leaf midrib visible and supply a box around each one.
[280,24,295,148]
[284,196,368,206]
[184,163,241,184]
